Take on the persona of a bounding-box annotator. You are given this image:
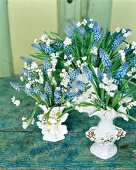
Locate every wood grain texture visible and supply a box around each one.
[0,77,136,169]
[0,0,13,77]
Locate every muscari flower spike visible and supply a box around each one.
[54,90,62,104]
[40,93,47,102]
[114,62,128,85]
[55,41,63,48]
[93,22,104,46]
[40,44,56,54]
[76,81,86,91]
[25,88,34,95]
[70,68,80,83]
[33,86,40,94]
[31,43,42,51]
[65,90,76,101]
[20,56,33,64]
[44,82,52,96]
[82,66,93,81]
[99,48,112,71]
[129,56,136,67]
[10,82,21,91]
[43,58,51,74]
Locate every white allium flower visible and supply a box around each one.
[82,19,87,25]
[22,121,29,129]
[26,83,31,89]
[11,96,20,106]
[22,117,27,121]
[88,23,94,28]
[63,37,72,46]
[126,43,130,49]
[34,38,38,44]
[46,39,52,46]
[31,118,35,125]
[123,31,132,38]
[77,60,81,67]
[14,100,20,106]
[64,55,67,59]
[119,97,132,105]
[99,75,118,97]
[20,76,24,81]
[41,34,47,42]
[77,22,81,27]
[128,101,136,109]
[31,62,38,70]
[24,62,28,69]
[66,101,71,107]
[82,56,87,61]
[131,41,136,49]
[127,71,132,77]
[90,47,98,55]
[122,28,126,33]
[52,77,57,85]
[38,77,44,84]
[133,49,136,54]
[56,87,61,91]
[115,27,121,33]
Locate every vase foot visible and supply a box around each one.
[90,143,117,159]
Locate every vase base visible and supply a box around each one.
[90,143,117,159]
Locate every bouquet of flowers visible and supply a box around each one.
[10,53,85,142]
[11,17,136,159]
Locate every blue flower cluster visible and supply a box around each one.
[114,62,128,84]
[99,48,112,71]
[76,81,86,91]
[54,90,62,104]
[44,82,52,96]
[70,68,80,83]
[93,22,104,46]
[32,43,55,54]
[43,58,51,74]
[10,82,21,91]
[83,66,93,81]
[21,56,33,64]
[65,90,76,101]
[130,56,136,67]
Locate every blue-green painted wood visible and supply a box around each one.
[57,0,88,36]
[87,0,113,31]
[0,77,136,169]
[0,0,13,77]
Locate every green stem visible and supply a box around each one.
[30,103,38,123]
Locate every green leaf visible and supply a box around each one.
[50,32,63,41]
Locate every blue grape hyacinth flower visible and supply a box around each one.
[43,58,51,74]
[114,62,128,85]
[99,48,112,71]
[82,66,93,81]
[20,56,33,65]
[10,82,21,91]
[44,82,52,96]
[70,68,80,83]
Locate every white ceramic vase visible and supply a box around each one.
[37,105,69,142]
[86,107,128,159]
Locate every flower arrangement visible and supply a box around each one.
[11,17,136,159]
[10,55,85,142]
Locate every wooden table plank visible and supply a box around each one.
[0,77,136,169]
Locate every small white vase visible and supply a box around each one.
[86,107,128,159]
[37,105,69,142]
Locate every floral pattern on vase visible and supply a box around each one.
[86,106,128,159]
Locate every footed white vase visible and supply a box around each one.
[86,107,128,159]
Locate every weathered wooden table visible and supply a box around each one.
[0,77,136,169]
